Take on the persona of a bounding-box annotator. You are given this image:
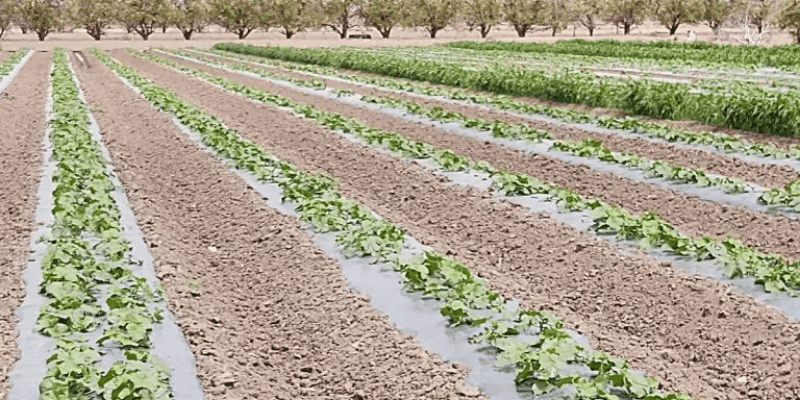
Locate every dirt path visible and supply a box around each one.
[190,51,800,189]
[112,49,800,400]
[0,52,49,398]
[73,52,483,400]
[127,50,800,262]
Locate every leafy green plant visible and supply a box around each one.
[96,48,691,400]
[0,48,29,79]
[205,45,800,158]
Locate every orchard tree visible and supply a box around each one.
[359,0,406,38]
[740,0,774,32]
[502,0,546,36]
[0,0,15,38]
[321,0,361,38]
[777,0,800,42]
[65,0,118,40]
[171,0,209,39]
[407,0,460,38]
[210,0,267,39]
[270,0,320,38]
[19,0,61,40]
[605,0,650,34]
[119,0,171,40]
[571,0,606,36]
[462,0,501,38]
[544,0,572,36]
[703,0,735,34]
[652,0,702,35]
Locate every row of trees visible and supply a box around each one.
[0,0,798,42]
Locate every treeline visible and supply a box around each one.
[0,0,799,42]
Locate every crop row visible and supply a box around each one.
[447,40,800,71]
[95,48,693,400]
[38,49,170,400]
[205,45,800,161]
[354,46,800,94]
[176,49,800,211]
[0,49,29,79]
[168,48,753,195]
[210,43,800,138]
[137,48,800,297]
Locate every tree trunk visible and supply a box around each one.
[480,25,490,38]
[588,26,594,36]
[514,24,527,37]
[623,23,631,34]
[551,26,557,36]
[377,26,391,38]
[669,23,679,35]
[88,25,102,40]
[758,24,763,34]
[285,30,295,39]
[20,25,27,34]
[429,26,439,38]
[237,28,253,39]
[36,30,47,41]
[162,25,167,33]
[182,29,193,40]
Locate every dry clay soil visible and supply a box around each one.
[0,52,48,398]
[157,51,800,263]
[69,51,490,400]
[111,50,800,400]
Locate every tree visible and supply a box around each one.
[0,0,15,38]
[652,0,702,35]
[171,0,209,39]
[270,0,320,38]
[605,0,650,34]
[407,0,459,38]
[65,0,117,40]
[702,0,735,34]
[209,0,266,39]
[740,0,773,32]
[19,0,60,41]
[544,0,572,35]
[502,0,546,37]
[777,0,800,42]
[359,0,406,37]
[119,0,171,40]
[571,0,606,36]
[321,0,361,38]
[462,0,501,38]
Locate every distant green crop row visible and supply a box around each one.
[200,47,800,160]
[213,43,800,137]
[110,48,695,400]
[447,40,800,70]
[40,49,170,400]
[0,48,28,79]
[148,48,800,297]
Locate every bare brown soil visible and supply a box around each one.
[129,50,800,262]
[0,52,49,398]
[194,52,800,189]
[109,48,800,400]
[73,51,484,400]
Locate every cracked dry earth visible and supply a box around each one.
[127,50,800,263]
[110,50,800,400]
[190,51,800,189]
[0,52,48,398]
[71,52,485,400]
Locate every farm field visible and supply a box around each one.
[1,41,800,400]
